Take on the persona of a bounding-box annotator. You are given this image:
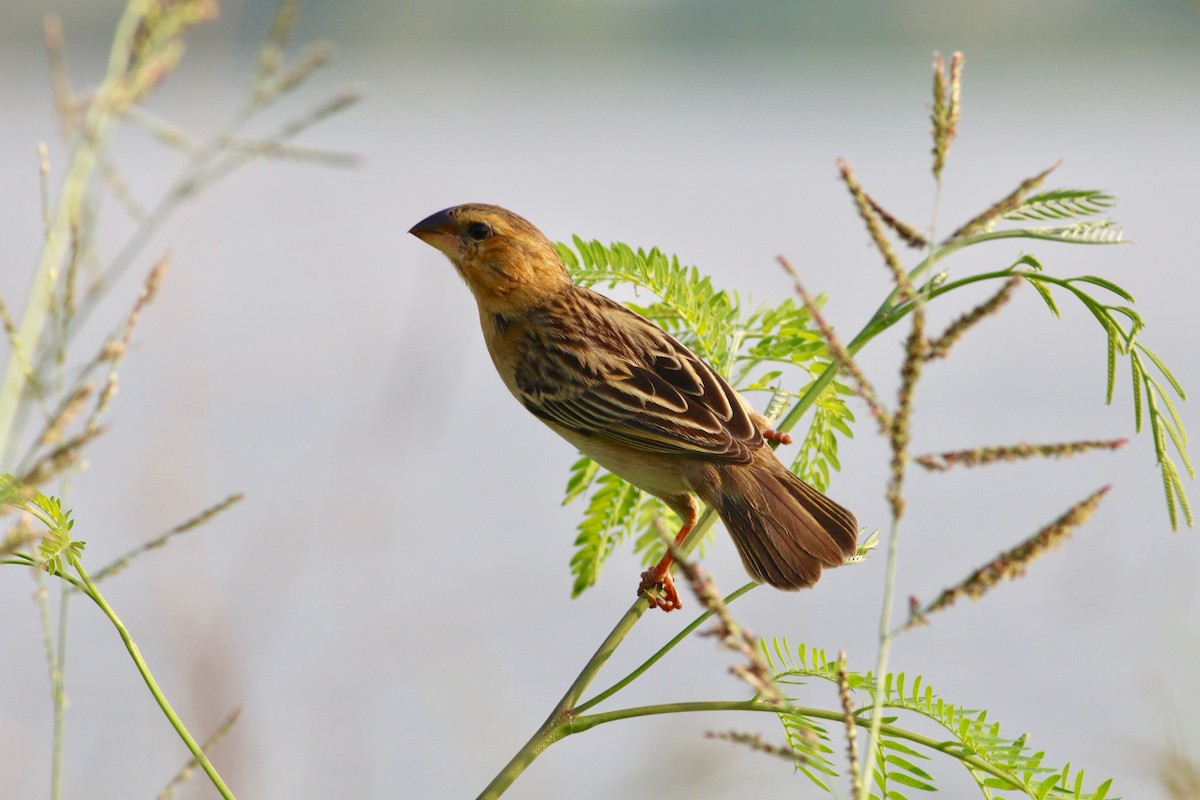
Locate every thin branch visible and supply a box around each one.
[659,523,783,706]
[70,556,237,800]
[157,706,243,800]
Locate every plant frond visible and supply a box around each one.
[1024,275,1061,318]
[762,639,1118,800]
[1022,220,1125,245]
[1004,189,1116,222]
[1015,271,1192,527]
[567,472,642,597]
[1,474,85,575]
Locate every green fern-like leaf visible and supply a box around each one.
[1,475,86,575]
[563,455,601,506]
[557,237,740,368]
[762,638,1118,800]
[567,472,642,597]
[1025,220,1125,245]
[0,473,21,505]
[1007,267,1192,529]
[1004,189,1116,222]
[777,711,839,786]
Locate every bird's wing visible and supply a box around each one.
[512,288,762,463]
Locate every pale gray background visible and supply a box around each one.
[1,1,1198,798]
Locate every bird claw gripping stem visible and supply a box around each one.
[638,567,683,612]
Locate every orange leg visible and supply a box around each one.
[638,503,698,612]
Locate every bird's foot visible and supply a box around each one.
[638,568,683,612]
[763,428,793,446]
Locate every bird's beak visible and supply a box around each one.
[409,208,461,259]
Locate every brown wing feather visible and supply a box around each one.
[513,286,761,463]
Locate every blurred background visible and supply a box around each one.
[1,1,1198,798]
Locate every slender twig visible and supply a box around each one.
[69,554,237,800]
[839,159,910,290]
[43,16,77,140]
[87,256,169,431]
[35,384,92,450]
[254,0,305,97]
[157,706,243,800]
[51,589,70,800]
[850,93,938,799]
[577,582,756,714]
[560,699,1029,788]
[32,572,66,800]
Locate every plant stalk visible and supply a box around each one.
[70,556,237,800]
[0,0,151,466]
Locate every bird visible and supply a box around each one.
[409,204,858,612]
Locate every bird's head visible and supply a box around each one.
[409,204,571,312]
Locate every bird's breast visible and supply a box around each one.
[479,309,529,397]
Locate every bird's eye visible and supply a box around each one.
[466,221,493,241]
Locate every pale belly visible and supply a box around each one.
[541,419,696,501]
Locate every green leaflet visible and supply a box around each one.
[1,474,84,575]
[1003,189,1116,222]
[1008,266,1192,529]
[762,638,1118,800]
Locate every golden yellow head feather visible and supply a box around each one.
[409,204,570,312]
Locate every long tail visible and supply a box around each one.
[701,451,858,590]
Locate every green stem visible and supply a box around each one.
[577,583,758,714]
[565,700,1028,789]
[769,237,961,439]
[478,582,751,798]
[476,596,651,800]
[3,554,44,570]
[51,591,70,800]
[33,569,66,800]
[860,517,903,793]
[69,556,237,800]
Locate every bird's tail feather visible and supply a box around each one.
[703,455,858,590]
